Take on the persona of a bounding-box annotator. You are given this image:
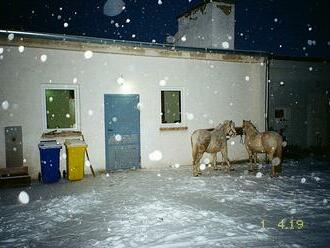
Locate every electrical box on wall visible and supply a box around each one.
[5,126,23,168]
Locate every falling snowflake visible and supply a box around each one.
[84,50,93,59]
[200,163,206,171]
[280,81,285,86]
[301,178,306,184]
[274,18,278,22]
[245,76,250,81]
[49,96,53,102]
[0,48,3,54]
[73,77,78,84]
[222,41,229,49]
[132,34,136,38]
[88,110,93,116]
[256,172,263,178]
[1,100,9,110]
[8,33,14,41]
[18,191,29,204]
[126,18,130,23]
[290,209,297,214]
[309,67,313,71]
[112,117,118,122]
[181,35,187,42]
[149,150,162,161]
[159,79,167,86]
[137,102,143,110]
[103,0,125,17]
[66,113,70,118]
[64,22,69,28]
[271,157,281,166]
[85,160,91,167]
[40,54,47,62]
[18,46,24,53]
[174,163,180,168]
[158,0,163,5]
[230,141,235,146]
[115,134,122,142]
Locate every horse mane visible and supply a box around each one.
[246,121,259,134]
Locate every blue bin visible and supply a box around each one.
[38,140,62,183]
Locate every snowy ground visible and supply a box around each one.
[1,159,330,248]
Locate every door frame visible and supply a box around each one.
[104,93,141,171]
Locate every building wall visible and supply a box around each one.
[211,1,235,49]
[0,44,266,178]
[269,59,330,148]
[174,4,213,48]
[174,1,235,50]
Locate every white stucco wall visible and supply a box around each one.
[0,42,266,178]
[174,1,235,50]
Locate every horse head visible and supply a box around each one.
[224,120,236,138]
[242,120,258,135]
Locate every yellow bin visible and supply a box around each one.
[64,139,87,181]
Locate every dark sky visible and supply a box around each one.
[0,0,329,58]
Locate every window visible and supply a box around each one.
[275,109,284,119]
[41,84,80,131]
[161,89,182,124]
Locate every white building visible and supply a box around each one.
[173,0,235,50]
[0,31,267,178]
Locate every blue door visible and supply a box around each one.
[104,94,141,171]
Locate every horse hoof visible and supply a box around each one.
[230,168,235,171]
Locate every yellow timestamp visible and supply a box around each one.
[261,219,304,230]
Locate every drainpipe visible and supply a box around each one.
[265,56,270,131]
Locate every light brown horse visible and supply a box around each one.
[242,120,283,176]
[191,120,236,176]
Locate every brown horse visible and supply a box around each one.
[242,120,283,176]
[191,120,236,176]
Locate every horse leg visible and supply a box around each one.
[193,152,204,176]
[247,148,254,171]
[267,151,276,177]
[212,153,218,170]
[220,146,231,173]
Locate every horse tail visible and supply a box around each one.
[191,131,197,163]
[275,135,283,164]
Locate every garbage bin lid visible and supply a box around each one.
[64,139,87,148]
[38,140,62,149]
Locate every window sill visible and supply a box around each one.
[159,126,188,131]
[41,130,82,138]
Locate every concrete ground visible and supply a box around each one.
[0,159,330,248]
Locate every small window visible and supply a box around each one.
[161,90,182,124]
[41,84,80,131]
[275,109,284,119]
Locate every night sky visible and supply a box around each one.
[0,0,329,58]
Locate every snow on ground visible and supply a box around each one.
[0,159,330,247]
